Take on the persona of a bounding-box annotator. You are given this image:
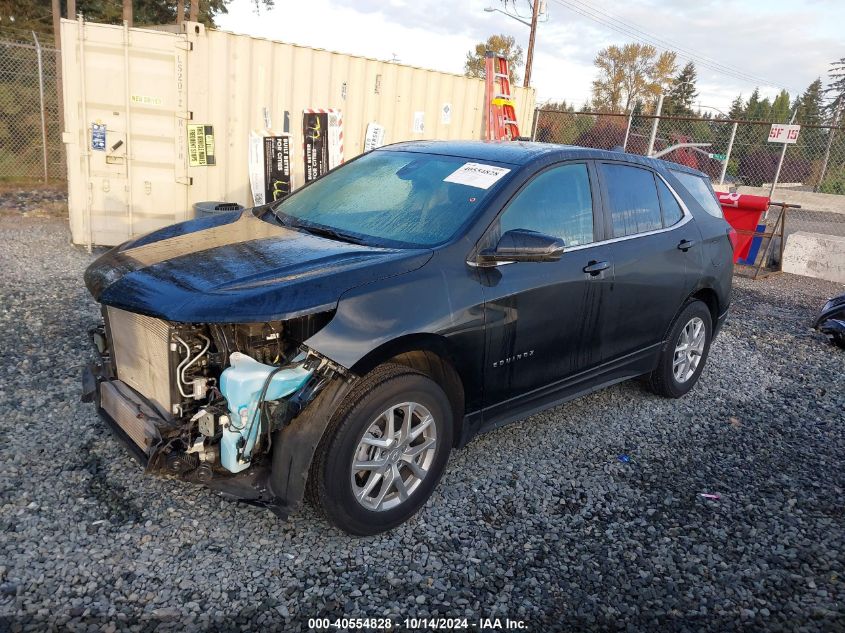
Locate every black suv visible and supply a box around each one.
[83,141,734,535]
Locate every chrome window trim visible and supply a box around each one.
[564,171,692,253]
[466,166,695,266]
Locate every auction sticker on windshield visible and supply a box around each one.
[444,162,511,189]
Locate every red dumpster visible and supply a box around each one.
[717,192,770,262]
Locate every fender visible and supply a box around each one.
[267,374,356,512]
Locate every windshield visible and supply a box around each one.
[272,150,512,247]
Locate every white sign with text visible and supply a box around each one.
[768,124,801,144]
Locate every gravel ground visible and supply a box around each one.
[1,215,843,632]
[0,187,67,217]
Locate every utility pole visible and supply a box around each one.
[67,0,76,18]
[123,0,133,27]
[190,0,199,22]
[51,0,64,133]
[523,0,540,88]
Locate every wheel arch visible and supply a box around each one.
[350,334,467,447]
[689,286,720,326]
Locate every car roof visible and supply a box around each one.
[378,140,710,179]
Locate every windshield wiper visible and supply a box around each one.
[298,224,367,245]
[270,207,367,245]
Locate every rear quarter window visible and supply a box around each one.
[671,170,723,218]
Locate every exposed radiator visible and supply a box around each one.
[106,307,173,418]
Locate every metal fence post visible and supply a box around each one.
[815,107,841,192]
[646,95,664,156]
[32,31,49,183]
[622,111,633,151]
[719,121,737,185]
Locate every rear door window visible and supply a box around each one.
[599,164,663,238]
[671,170,724,218]
[656,178,684,227]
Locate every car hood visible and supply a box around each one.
[84,209,432,323]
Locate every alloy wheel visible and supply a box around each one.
[673,316,706,383]
[350,402,438,512]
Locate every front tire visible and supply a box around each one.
[647,299,713,398]
[309,363,453,536]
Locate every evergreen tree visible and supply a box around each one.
[770,89,791,122]
[728,94,745,119]
[664,61,698,116]
[794,79,827,160]
[825,57,845,115]
[796,79,824,125]
[745,89,761,119]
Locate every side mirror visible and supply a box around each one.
[477,229,565,265]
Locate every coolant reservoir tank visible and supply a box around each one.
[219,352,313,473]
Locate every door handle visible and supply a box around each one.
[583,260,610,276]
[677,239,698,252]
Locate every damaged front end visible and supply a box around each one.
[813,293,845,349]
[82,306,351,516]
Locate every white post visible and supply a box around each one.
[32,31,49,182]
[647,94,664,156]
[719,121,737,185]
[123,21,134,237]
[621,111,633,151]
[769,110,797,200]
[78,15,93,252]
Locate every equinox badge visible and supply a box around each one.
[492,350,535,368]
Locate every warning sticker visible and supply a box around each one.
[91,123,106,151]
[443,162,510,189]
[188,124,216,166]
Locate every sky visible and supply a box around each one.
[216,0,844,113]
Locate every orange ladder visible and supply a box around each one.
[484,51,521,141]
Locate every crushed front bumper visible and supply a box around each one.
[82,364,170,468]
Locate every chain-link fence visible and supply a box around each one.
[0,35,65,182]
[533,109,845,236]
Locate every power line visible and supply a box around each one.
[549,0,775,87]
[554,0,771,83]
[550,0,785,88]
[547,0,801,93]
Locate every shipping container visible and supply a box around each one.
[61,19,536,247]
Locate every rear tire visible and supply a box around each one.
[647,299,713,398]
[308,363,453,536]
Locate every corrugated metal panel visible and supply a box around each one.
[62,18,191,247]
[62,19,535,247]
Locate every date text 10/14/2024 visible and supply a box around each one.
[307,617,530,630]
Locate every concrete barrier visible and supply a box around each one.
[782,231,845,284]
